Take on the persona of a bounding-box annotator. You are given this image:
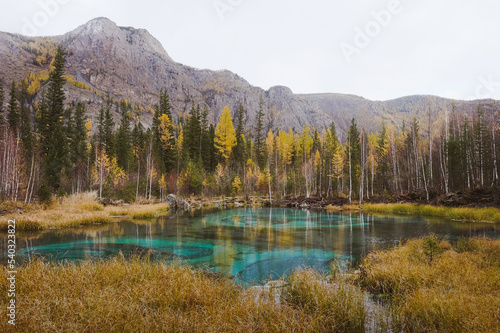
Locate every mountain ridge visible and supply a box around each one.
[0,17,498,135]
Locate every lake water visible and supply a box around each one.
[1,208,498,284]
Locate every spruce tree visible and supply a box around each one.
[65,105,75,165]
[183,102,201,162]
[132,122,145,154]
[376,122,389,190]
[254,97,266,169]
[44,121,66,192]
[7,82,19,134]
[152,89,175,172]
[47,46,66,130]
[234,103,245,165]
[18,81,32,157]
[40,46,67,194]
[97,106,106,145]
[37,93,50,154]
[116,106,133,170]
[207,124,217,172]
[160,89,175,171]
[103,105,115,158]
[159,88,172,118]
[347,118,361,199]
[72,102,88,167]
[201,105,213,171]
[132,121,145,163]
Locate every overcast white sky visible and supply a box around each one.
[1,0,499,101]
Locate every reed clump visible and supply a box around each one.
[362,203,500,223]
[0,257,368,333]
[358,236,500,332]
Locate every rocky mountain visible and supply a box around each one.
[0,17,498,136]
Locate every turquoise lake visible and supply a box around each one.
[1,208,498,284]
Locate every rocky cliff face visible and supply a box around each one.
[0,17,497,135]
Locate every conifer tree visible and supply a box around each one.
[40,46,68,194]
[132,121,145,198]
[376,122,389,190]
[153,89,175,172]
[234,103,246,165]
[201,105,213,171]
[347,118,360,201]
[158,114,174,152]
[326,122,341,196]
[103,105,115,158]
[73,103,88,166]
[183,102,202,162]
[46,46,66,130]
[159,88,172,118]
[7,82,19,134]
[67,102,89,193]
[18,81,32,157]
[97,106,106,145]
[215,106,236,162]
[116,106,133,170]
[299,124,313,197]
[206,124,217,172]
[44,120,66,192]
[254,97,266,169]
[34,46,69,194]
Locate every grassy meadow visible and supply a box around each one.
[358,236,500,332]
[362,203,500,223]
[0,192,169,230]
[0,257,366,333]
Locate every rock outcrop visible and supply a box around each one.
[165,194,191,211]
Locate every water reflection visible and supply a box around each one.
[1,208,498,284]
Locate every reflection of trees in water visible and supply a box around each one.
[237,256,329,283]
[4,208,498,285]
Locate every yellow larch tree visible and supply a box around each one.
[159,114,173,151]
[214,106,236,161]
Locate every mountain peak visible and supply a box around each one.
[61,17,173,63]
[71,17,119,36]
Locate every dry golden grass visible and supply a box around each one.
[0,257,367,333]
[105,203,169,219]
[0,192,108,230]
[325,204,343,212]
[0,192,169,230]
[362,203,500,223]
[358,237,500,332]
[283,269,366,332]
[325,204,360,212]
[0,200,42,215]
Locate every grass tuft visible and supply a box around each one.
[283,268,366,332]
[358,237,500,332]
[0,192,169,230]
[105,203,169,219]
[362,203,500,223]
[0,258,368,332]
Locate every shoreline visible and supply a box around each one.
[1,237,498,332]
[1,191,500,231]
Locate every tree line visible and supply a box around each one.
[0,47,499,203]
